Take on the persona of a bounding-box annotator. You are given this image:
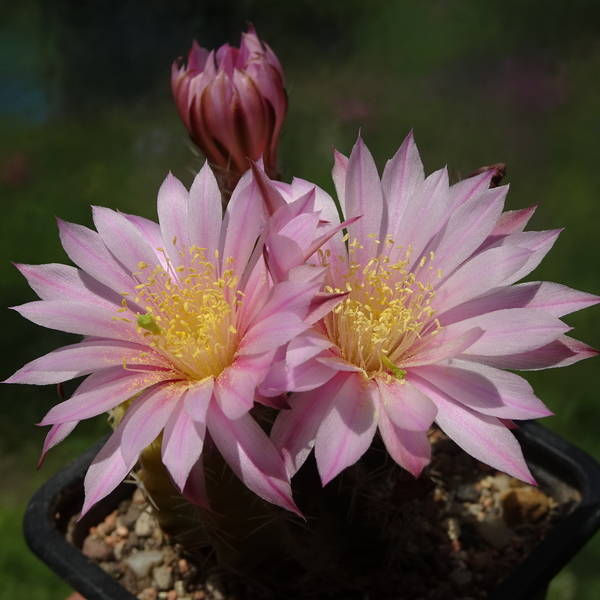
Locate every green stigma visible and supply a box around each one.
[381,355,406,380]
[137,312,163,335]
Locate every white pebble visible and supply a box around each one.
[125,550,164,577]
[135,511,157,537]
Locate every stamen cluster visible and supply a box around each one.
[322,238,439,378]
[130,248,240,381]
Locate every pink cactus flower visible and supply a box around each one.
[269,133,600,487]
[5,163,336,516]
[172,26,287,194]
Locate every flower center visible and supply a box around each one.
[121,247,241,381]
[322,237,441,379]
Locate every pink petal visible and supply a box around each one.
[221,175,263,272]
[156,173,190,268]
[39,368,171,425]
[487,229,561,283]
[381,130,425,240]
[271,372,349,476]
[188,162,222,256]
[344,136,384,258]
[162,395,206,491]
[376,377,437,431]
[432,246,532,313]
[92,206,160,275]
[446,308,571,356]
[213,366,256,420]
[439,281,600,326]
[377,410,431,477]
[58,219,134,294]
[422,185,507,283]
[119,383,181,467]
[314,373,378,485]
[82,429,130,516]
[260,355,337,396]
[15,263,128,310]
[6,339,168,385]
[462,335,599,371]
[423,381,535,483]
[331,149,348,216]
[490,205,537,236]
[37,422,78,469]
[411,360,552,419]
[183,378,214,422]
[445,170,496,213]
[181,456,210,509]
[402,327,484,368]
[206,403,300,514]
[12,300,139,342]
[238,311,308,356]
[393,167,450,271]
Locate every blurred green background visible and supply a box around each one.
[1,1,599,598]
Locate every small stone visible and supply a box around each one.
[138,588,157,600]
[135,511,157,537]
[83,535,114,561]
[500,487,549,526]
[178,558,189,574]
[449,569,473,587]
[491,473,512,493]
[455,484,480,503]
[132,487,147,505]
[205,574,226,600]
[477,516,513,549]
[125,549,164,577]
[118,505,142,529]
[116,525,129,537]
[158,593,168,600]
[113,540,126,561]
[153,564,173,591]
[175,581,186,597]
[167,591,178,600]
[96,510,118,536]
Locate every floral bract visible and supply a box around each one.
[6,163,337,516]
[269,133,600,488]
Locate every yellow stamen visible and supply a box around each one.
[321,238,442,379]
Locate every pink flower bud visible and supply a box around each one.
[172,26,287,196]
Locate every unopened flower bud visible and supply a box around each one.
[172,26,287,199]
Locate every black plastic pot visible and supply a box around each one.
[23,421,600,600]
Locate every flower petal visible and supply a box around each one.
[206,403,300,514]
[39,368,171,425]
[271,372,349,477]
[414,375,535,483]
[119,383,181,467]
[58,219,134,294]
[12,300,139,341]
[411,360,552,419]
[157,172,190,268]
[446,308,571,356]
[6,339,168,385]
[315,373,378,485]
[188,162,222,256]
[162,394,206,492]
[377,377,437,431]
[82,429,130,516]
[377,410,431,477]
